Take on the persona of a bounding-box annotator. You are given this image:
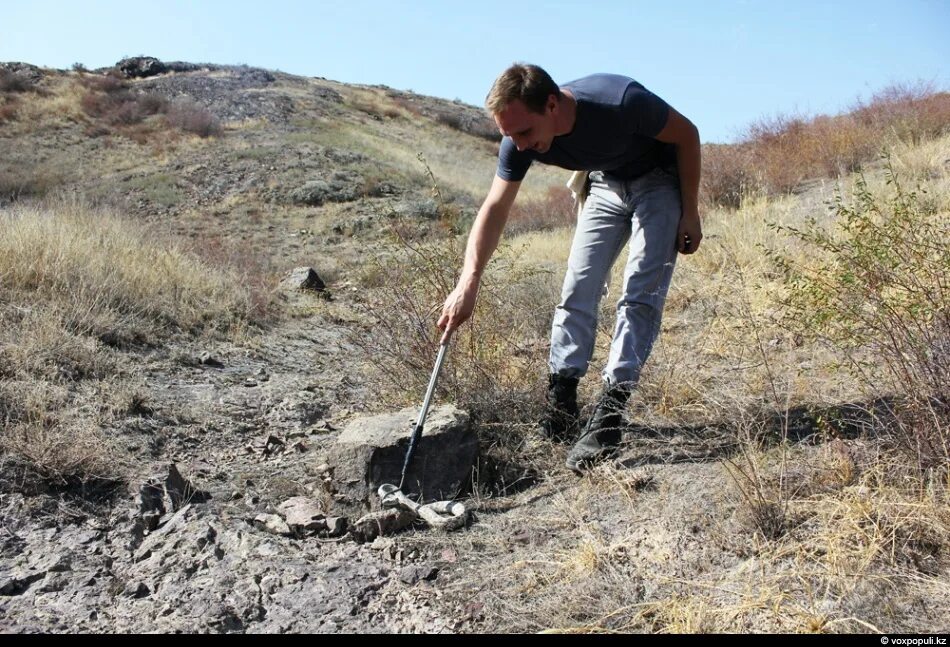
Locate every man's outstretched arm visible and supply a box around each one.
[438,174,521,342]
[655,107,702,254]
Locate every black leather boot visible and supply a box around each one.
[565,384,631,472]
[539,374,580,443]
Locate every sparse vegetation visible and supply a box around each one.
[0,198,267,486]
[1,60,947,633]
[769,156,949,471]
[505,185,575,236]
[166,97,222,138]
[702,82,950,208]
[78,73,221,138]
[0,69,35,93]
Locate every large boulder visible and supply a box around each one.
[327,405,477,515]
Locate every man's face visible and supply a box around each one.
[494,96,558,154]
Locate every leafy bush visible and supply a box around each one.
[768,157,949,469]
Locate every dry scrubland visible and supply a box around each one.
[1,63,948,633]
[355,135,950,632]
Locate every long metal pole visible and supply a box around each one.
[398,339,450,491]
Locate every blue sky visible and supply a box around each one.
[2,0,947,142]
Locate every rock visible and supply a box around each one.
[0,577,16,596]
[324,516,348,538]
[253,514,292,537]
[134,504,193,562]
[282,267,326,292]
[199,351,224,368]
[289,180,331,206]
[289,171,364,206]
[0,62,43,89]
[39,572,69,593]
[370,537,395,551]
[0,571,45,596]
[350,509,416,543]
[327,405,477,515]
[164,463,212,510]
[277,497,327,534]
[39,555,72,573]
[399,564,439,586]
[117,56,167,78]
[260,434,285,456]
[138,480,166,532]
[123,581,152,598]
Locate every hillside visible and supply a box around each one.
[0,58,947,633]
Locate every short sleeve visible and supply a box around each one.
[496,137,533,181]
[621,85,671,138]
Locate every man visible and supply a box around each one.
[437,63,702,473]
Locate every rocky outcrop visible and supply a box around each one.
[117,56,167,79]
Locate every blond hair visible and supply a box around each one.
[485,63,560,115]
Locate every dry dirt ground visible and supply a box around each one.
[0,288,755,633]
[2,61,947,634]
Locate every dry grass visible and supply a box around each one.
[407,134,950,633]
[506,185,576,236]
[291,83,564,203]
[702,82,950,208]
[0,74,87,135]
[0,198,266,486]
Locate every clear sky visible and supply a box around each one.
[2,0,947,143]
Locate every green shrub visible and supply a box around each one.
[768,156,949,469]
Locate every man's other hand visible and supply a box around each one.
[677,212,702,254]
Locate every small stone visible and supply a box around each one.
[282,267,326,292]
[324,516,347,538]
[123,581,151,599]
[254,514,292,537]
[441,547,459,563]
[399,565,439,586]
[42,555,72,573]
[263,435,285,455]
[198,352,224,368]
[370,537,394,551]
[509,529,531,545]
[277,497,326,534]
[39,572,68,593]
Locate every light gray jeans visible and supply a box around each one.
[549,166,681,387]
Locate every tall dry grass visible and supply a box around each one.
[702,82,950,208]
[0,198,265,486]
[394,134,950,633]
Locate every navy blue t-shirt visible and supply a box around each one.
[496,74,676,182]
